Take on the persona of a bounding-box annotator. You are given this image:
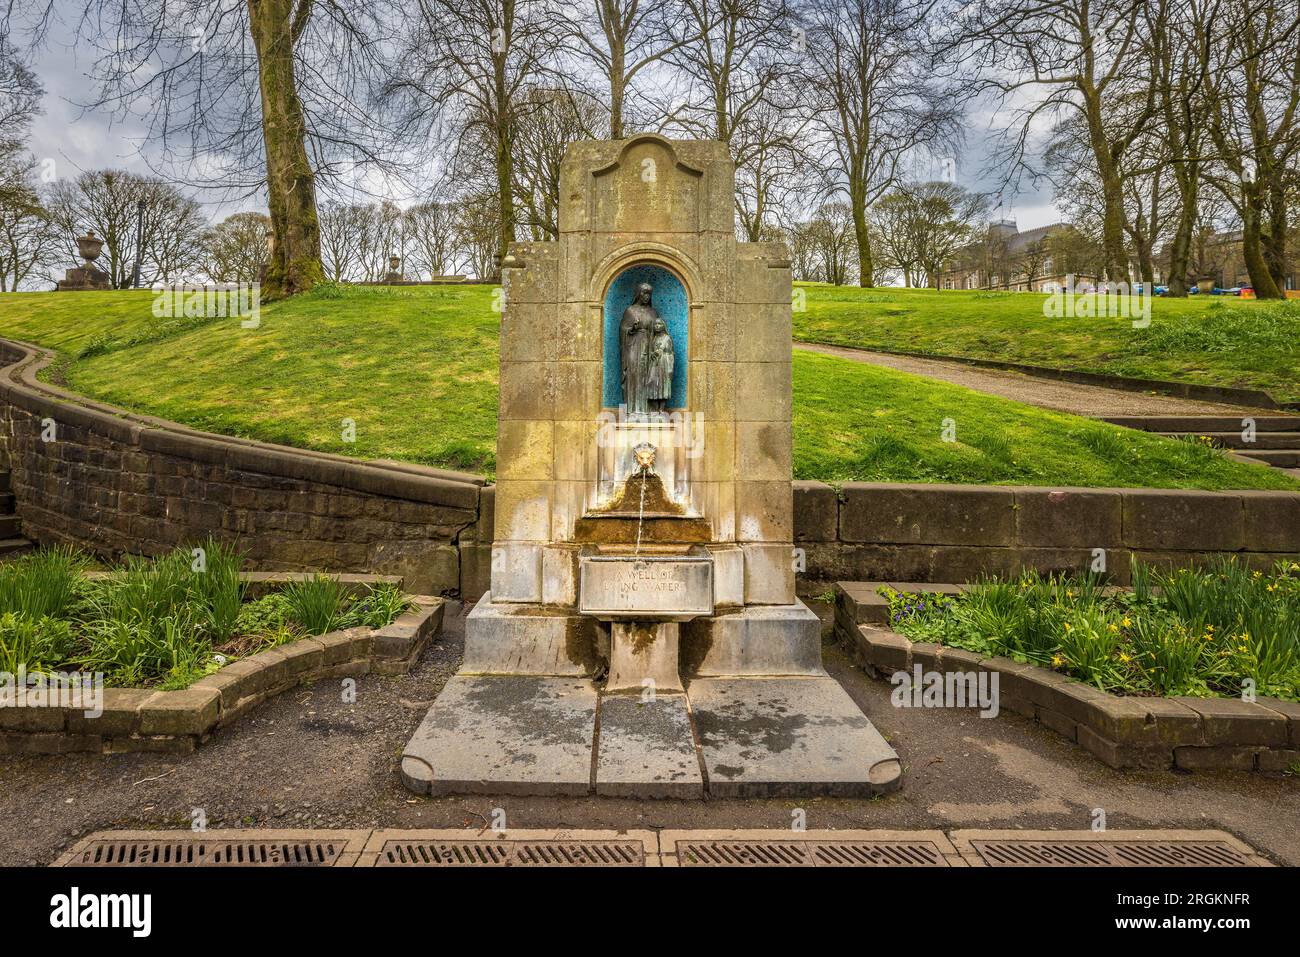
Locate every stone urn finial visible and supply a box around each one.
[389,253,400,272]
[76,230,105,265]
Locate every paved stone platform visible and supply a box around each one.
[690,677,901,797]
[596,694,703,799]
[401,673,900,798]
[401,675,598,796]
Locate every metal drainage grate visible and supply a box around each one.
[376,839,645,867]
[971,839,1252,867]
[676,840,948,867]
[67,838,347,867]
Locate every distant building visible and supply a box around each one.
[939,220,1100,292]
[1157,228,1298,292]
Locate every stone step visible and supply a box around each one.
[0,537,33,558]
[1103,415,1300,432]
[1156,431,1300,450]
[0,471,10,494]
[1234,449,1300,467]
[0,515,20,538]
[0,492,14,512]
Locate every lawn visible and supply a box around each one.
[0,282,1295,490]
[794,284,1300,403]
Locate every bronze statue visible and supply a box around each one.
[645,317,674,414]
[616,280,670,416]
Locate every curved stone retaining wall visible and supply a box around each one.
[0,338,486,594]
[2,337,1295,600]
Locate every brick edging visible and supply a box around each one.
[0,598,445,755]
[833,584,1300,772]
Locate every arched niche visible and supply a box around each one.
[601,263,688,410]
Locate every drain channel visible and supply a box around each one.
[376,839,645,867]
[675,839,949,867]
[65,838,347,867]
[971,839,1252,867]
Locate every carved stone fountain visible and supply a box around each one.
[401,135,900,798]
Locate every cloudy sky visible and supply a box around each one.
[22,25,1063,234]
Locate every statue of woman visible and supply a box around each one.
[619,282,657,416]
[645,317,674,414]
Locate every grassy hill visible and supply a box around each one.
[0,282,1294,491]
[794,284,1300,403]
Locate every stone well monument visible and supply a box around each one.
[402,134,900,798]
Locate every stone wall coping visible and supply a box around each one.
[0,597,444,755]
[0,337,486,510]
[833,585,1299,772]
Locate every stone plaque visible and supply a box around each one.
[579,556,714,621]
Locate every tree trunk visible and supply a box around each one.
[1264,184,1289,297]
[609,45,625,139]
[249,0,323,299]
[1166,190,1196,297]
[852,199,873,288]
[492,57,515,280]
[1241,185,1282,298]
[1084,90,1130,281]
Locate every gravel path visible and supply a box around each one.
[796,342,1262,417]
[4,603,1299,866]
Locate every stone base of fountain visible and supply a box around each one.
[400,670,901,799]
[400,597,902,799]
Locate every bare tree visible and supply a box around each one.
[455,190,502,280]
[909,181,988,288]
[1148,0,1219,296]
[404,201,459,278]
[807,201,858,285]
[567,0,694,138]
[319,202,368,281]
[0,35,42,151]
[804,0,962,287]
[1199,0,1300,299]
[666,0,794,145]
[869,189,922,286]
[46,170,206,286]
[7,0,402,297]
[732,97,811,241]
[513,87,606,239]
[388,0,563,274]
[953,0,1158,281]
[201,212,271,284]
[0,151,58,290]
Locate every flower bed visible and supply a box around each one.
[879,559,1300,702]
[0,542,443,754]
[835,559,1300,772]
